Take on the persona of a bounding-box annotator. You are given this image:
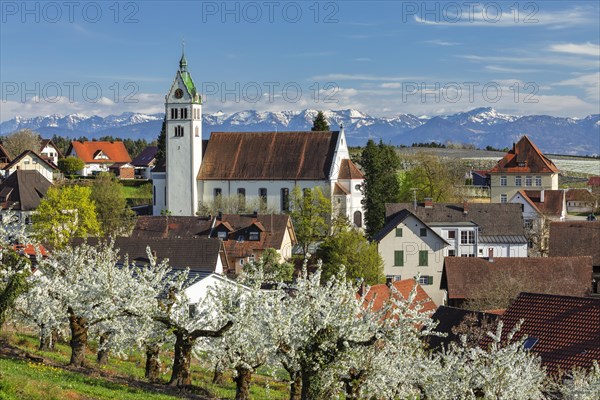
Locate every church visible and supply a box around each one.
[152,54,365,227]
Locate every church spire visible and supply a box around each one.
[179,40,188,72]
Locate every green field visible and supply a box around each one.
[0,332,288,400]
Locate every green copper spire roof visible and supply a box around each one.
[176,52,201,104]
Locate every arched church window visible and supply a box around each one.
[353,211,362,227]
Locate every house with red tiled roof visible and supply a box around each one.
[67,141,132,177]
[550,221,600,295]
[488,136,560,204]
[565,188,597,214]
[441,256,593,308]
[362,279,437,314]
[588,176,600,193]
[152,55,365,227]
[130,213,297,275]
[491,292,600,376]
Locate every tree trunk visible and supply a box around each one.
[38,325,57,351]
[212,363,225,384]
[300,368,322,400]
[168,331,194,387]
[97,332,110,365]
[145,343,161,382]
[289,371,302,400]
[68,310,88,367]
[234,366,252,400]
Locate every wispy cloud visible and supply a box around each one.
[549,42,600,57]
[424,39,460,46]
[354,58,372,62]
[461,54,599,69]
[309,74,424,82]
[484,65,543,73]
[554,72,600,100]
[414,6,595,28]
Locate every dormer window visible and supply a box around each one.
[217,231,227,239]
[249,231,260,241]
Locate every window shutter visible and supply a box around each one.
[394,250,404,266]
[427,276,433,285]
[419,251,428,266]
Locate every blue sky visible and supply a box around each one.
[1,0,599,120]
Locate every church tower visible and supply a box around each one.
[164,52,203,215]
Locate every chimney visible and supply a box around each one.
[540,190,545,203]
[424,198,433,208]
[512,142,516,153]
[253,209,258,218]
[463,201,469,215]
[488,248,494,262]
[217,210,222,220]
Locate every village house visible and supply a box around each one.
[76,236,228,276]
[490,292,600,376]
[0,170,52,223]
[488,136,559,204]
[1,150,57,184]
[152,55,365,227]
[386,201,528,258]
[0,143,12,169]
[39,139,62,166]
[427,306,500,351]
[441,256,593,308]
[565,188,597,214]
[131,146,158,179]
[550,221,600,295]
[66,141,132,177]
[373,208,449,305]
[130,212,296,275]
[588,176,600,194]
[362,279,438,314]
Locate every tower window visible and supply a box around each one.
[195,126,199,137]
[181,108,188,119]
[174,126,184,137]
[281,188,290,212]
[170,108,177,119]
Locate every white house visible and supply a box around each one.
[67,141,132,177]
[2,150,57,183]
[386,201,528,259]
[373,208,449,305]
[152,54,365,227]
[39,139,62,166]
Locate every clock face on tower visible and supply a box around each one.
[174,88,183,99]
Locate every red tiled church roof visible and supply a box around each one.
[488,136,559,174]
[69,141,131,164]
[338,158,364,180]
[494,292,600,375]
[197,131,339,180]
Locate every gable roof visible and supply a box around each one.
[488,136,559,174]
[495,292,600,375]
[565,188,596,202]
[130,213,295,254]
[549,221,600,266]
[74,237,225,272]
[521,190,565,217]
[0,170,52,211]
[68,141,131,164]
[428,306,499,351]
[373,208,449,244]
[338,158,364,180]
[363,279,437,314]
[131,146,158,167]
[197,131,339,180]
[385,202,526,237]
[39,139,63,157]
[3,150,58,171]
[0,143,12,163]
[588,176,600,186]
[442,256,592,300]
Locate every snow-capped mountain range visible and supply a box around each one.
[1,108,598,155]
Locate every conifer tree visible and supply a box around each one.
[311,111,330,131]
